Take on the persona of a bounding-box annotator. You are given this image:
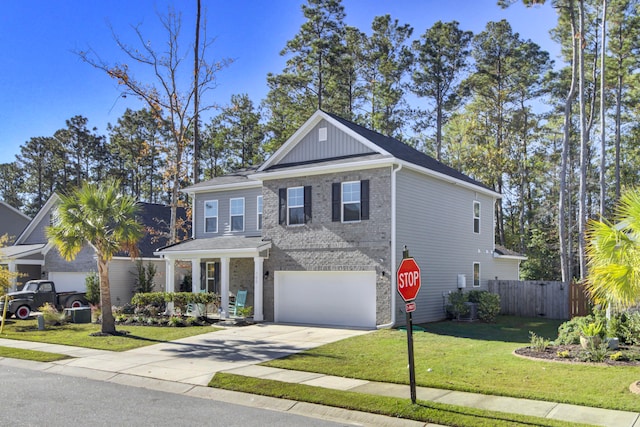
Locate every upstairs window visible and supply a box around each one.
[332,180,369,222]
[473,201,480,234]
[204,200,218,233]
[257,195,263,230]
[230,198,245,232]
[279,186,312,226]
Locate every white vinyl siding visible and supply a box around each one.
[395,168,504,323]
[230,198,245,232]
[204,200,218,233]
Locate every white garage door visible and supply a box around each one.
[48,272,89,293]
[274,271,377,328]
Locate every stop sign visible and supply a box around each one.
[397,257,421,302]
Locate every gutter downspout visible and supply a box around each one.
[378,162,402,329]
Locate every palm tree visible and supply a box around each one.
[585,189,640,308]
[47,180,142,334]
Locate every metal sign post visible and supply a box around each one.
[397,246,420,404]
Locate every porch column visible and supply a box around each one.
[253,257,264,321]
[220,256,230,318]
[164,258,175,314]
[191,258,201,293]
[165,258,175,292]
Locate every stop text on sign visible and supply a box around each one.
[398,271,420,289]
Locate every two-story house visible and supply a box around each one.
[156,110,523,328]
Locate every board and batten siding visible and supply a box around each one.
[22,210,51,244]
[193,187,263,239]
[279,119,375,165]
[395,168,499,324]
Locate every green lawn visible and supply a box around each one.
[0,346,70,362]
[0,319,218,351]
[262,316,640,412]
[210,373,591,427]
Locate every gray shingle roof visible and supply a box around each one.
[323,111,493,192]
[157,236,270,254]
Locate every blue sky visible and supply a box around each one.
[0,0,559,165]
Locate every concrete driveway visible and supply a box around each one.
[44,324,372,386]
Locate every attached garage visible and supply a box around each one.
[47,272,90,293]
[274,271,377,328]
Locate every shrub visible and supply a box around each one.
[447,291,469,320]
[557,315,593,345]
[466,290,484,303]
[168,315,184,327]
[579,342,609,363]
[134,260,157,293]
[84,271,100,306]
[619,312,640,345]
[529,331,550,352]
[477,292,500,323]
[557,350,571,358]
[39,303,66,327]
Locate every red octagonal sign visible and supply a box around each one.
[397,257,421,302]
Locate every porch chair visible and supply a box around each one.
[229,290,247,316]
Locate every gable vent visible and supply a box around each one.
[318,127,327,141]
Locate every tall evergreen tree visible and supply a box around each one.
[411,21,472,160]
[361,15,413,137]
[0,162,24,210]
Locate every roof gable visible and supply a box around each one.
[259,110,390,172]
[258,110,494,194]
[15,194,60,245]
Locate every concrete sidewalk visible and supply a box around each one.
[0,323,639,427]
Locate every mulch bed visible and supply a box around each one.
[514,344,640,366]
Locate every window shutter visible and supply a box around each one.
[361,180,369,220]
[332,183,341,222]
[304,186,312,223]
[278,188,287,225]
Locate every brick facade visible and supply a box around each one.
[262,167,392,324]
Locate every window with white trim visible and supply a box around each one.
[230,198,244,232]
[287,187,304,225]
[257,195,263,230]
[342,181,361,222]
[278,186,311,226]
[332,180,369,222]
[473,262,480,287]
[473,201,480,234]
[204,200,218,233]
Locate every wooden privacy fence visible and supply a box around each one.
[488,280,570,320]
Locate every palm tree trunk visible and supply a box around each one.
[98,257,116,334]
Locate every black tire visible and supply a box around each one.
[15,305,31,320]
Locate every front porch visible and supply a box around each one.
[155,236,271,321]
[0,243,46,291]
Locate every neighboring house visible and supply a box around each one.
[156,110,524,328]
[0,201,30,243]
[0,194,189,304]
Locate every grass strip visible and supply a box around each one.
[0,345,70,362]
[209,373,593,427]
[0,320,218,351]
[263,318,640,412]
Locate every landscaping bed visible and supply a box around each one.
[515,344,640,366]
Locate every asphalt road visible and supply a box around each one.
[0,366,352,427]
